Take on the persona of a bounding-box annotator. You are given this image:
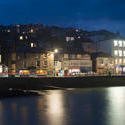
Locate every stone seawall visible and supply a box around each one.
[0,76,125,90]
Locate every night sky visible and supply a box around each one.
[1,0,125,35]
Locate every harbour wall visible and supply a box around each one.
[0,76,125,90]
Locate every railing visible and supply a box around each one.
[0,72,125,78]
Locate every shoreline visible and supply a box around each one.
[0,76,125,89]
[0,76,125,98]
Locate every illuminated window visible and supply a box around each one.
[16,25,20,27]
[25,36,28,39]
[123,51,125,56]
[119,59,122,63]
[114,50,118,56]
[119,40,122,47]
[30,29,34,33]
[119,50,122,56]
[114,40,118,46]
[30,42,36,48]
[115,59,118,64]
[19,36,23,40]
[76,29,79,32]
[123,41,125,47]
[7,29,10,32]
[31,43,34,48]
[71,37,75,41]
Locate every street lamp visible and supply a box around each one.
[44,49,59,77]
[54,49,58,53]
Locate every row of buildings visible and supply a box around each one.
[0,24,125,76]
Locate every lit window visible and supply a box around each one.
[114,40,118,46]
[19,36,23,40]
[71,37,75,41]
[30,42,36,48]
[31,43,34,48]
[25,36,28,39]
[7,29,10,32]
[30,29,34,33]
[123,51,125,56]
[119,40,122,47]
[16,25,20,27]
[76,29,79,32]
[119,59,122,63]
[123,41,125,47]
[115,59,118,64]
[119,50,122,56]
[114,50,118,56]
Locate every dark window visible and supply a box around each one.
[36,61,40,67]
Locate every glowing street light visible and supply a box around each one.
[54,49,58,53]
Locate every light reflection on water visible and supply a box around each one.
[106,87,125,125]
[0,87,125,125]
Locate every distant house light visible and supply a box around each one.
[7,29,10,33]
[30,29,34,33]
[25,36,28,39]
[31,42,36,48]
[31,43,34,48]
[20,36,23,40]
[66,37,75,42]
[76,29,79,32]
[16,25,20,27]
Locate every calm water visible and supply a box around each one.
[0,87,125,125]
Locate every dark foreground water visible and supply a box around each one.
[0,87,125,125]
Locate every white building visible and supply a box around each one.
[98,39,125,73]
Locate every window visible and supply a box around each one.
[77,54,81,59]
[119,40,122,47]
[123,51,125,56]
[123,41,125,47]
[119,59,122,63]
[31,43,34,48]
[30,29,34,33]
[99,59,103,64]
[115,59,118,64]
[119,50,122,57]
[7,29,10,32]
[30,42,36,48]
[123,67,125,72]
[25,36,28,39]
[114,40,118,46]
[20,36,23,40]
[114,50,118,56]
[64,54,68,59]
[36,61,40,67]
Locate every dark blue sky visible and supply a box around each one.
[1,0,125,35]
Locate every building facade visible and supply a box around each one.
[97,39,125,73]
[56,53,92,76]
[8,51,55,75]
[95,57,115,74]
